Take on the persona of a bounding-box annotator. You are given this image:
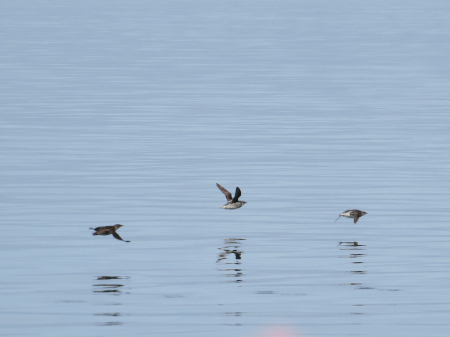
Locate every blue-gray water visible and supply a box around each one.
[2,1,450,336]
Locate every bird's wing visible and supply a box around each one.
[112,231,129,242]
[231,187,241,203]
[353,212,360,224]
[217,183,232,201]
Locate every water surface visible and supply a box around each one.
[2,1,450,336]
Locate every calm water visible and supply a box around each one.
[2,1,450,336]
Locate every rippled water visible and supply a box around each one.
[2,1,450,336]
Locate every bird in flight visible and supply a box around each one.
[216,183,247,209]
[90,224,130,242]
[335,210,367,224]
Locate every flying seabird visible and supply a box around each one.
[90,224,130,242]
[335,210,367,224]
[216,183,247,209]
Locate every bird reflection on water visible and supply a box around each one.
[339,241,367,314]
[338,242,367,273]
[93,313,122,326]
[93,276,130,326]
[339,241,365,248]
[93,276,130,293]
[217,238,245,283]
